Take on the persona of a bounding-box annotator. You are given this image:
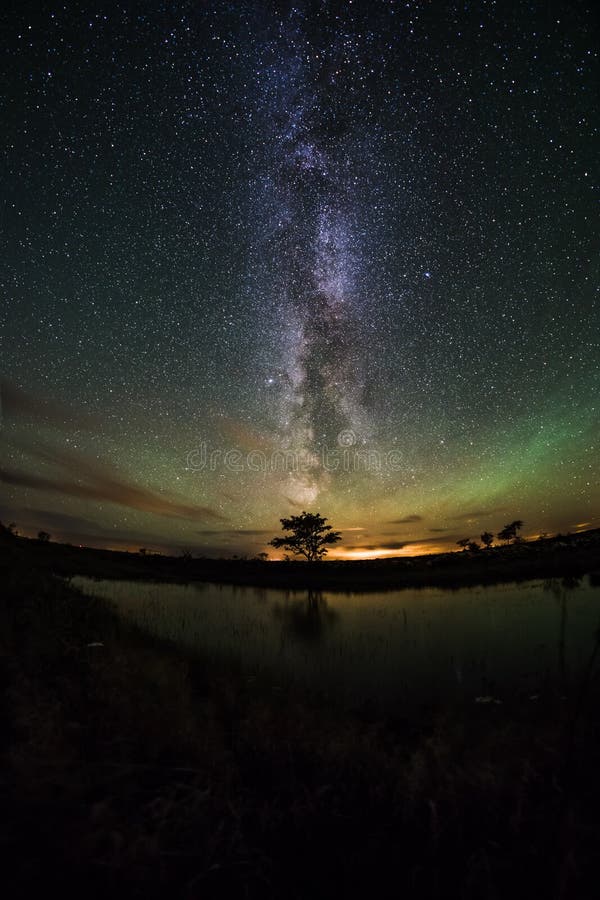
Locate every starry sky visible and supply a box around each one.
[1,1,598,559]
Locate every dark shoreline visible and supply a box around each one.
[3,528,600,592]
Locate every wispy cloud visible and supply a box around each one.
[388,514,423,524]
[451,507,508,521]
[196,528,273,537]
[353,536,445,552]
[0,379,102,431]
[2,437,225,522]
[0,506,106,536]
[1,380,225,523]
[218,416,276,451]
[0,505,183,550]
[0,464,223,521]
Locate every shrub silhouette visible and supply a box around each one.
[480,531,494,549]
[498,520,524,544]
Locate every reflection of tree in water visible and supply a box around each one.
[273,590,338,643]
[251,587,268,604]
[543,576,582,687]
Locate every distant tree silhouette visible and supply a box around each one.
[480,531,494,549]
[139,548,147,555]
[467,541,480,552]
[0,521,17,540]
[270,512,341,562]
[456,538,470,550]
[498,520,524,544]
[37,531,50,542]
[255,552,269,562]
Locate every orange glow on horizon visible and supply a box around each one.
[327,542,454,561]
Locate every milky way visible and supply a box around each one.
[251,13,376,505]
[1,2,598,556]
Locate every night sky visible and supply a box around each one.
[1,1,598,558]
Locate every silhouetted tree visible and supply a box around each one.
[37,531,50,542]
[498,520,524,544]
[255,552,269,562]
[139,548,147,555]
[480,531,494,550]
[467,541,480,552]
[456,538,470,550]
[270,511,341,562]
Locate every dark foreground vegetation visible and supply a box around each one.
[2,533,600,898]
[3,524,600,591]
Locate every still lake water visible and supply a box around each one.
[73,575,600,710]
